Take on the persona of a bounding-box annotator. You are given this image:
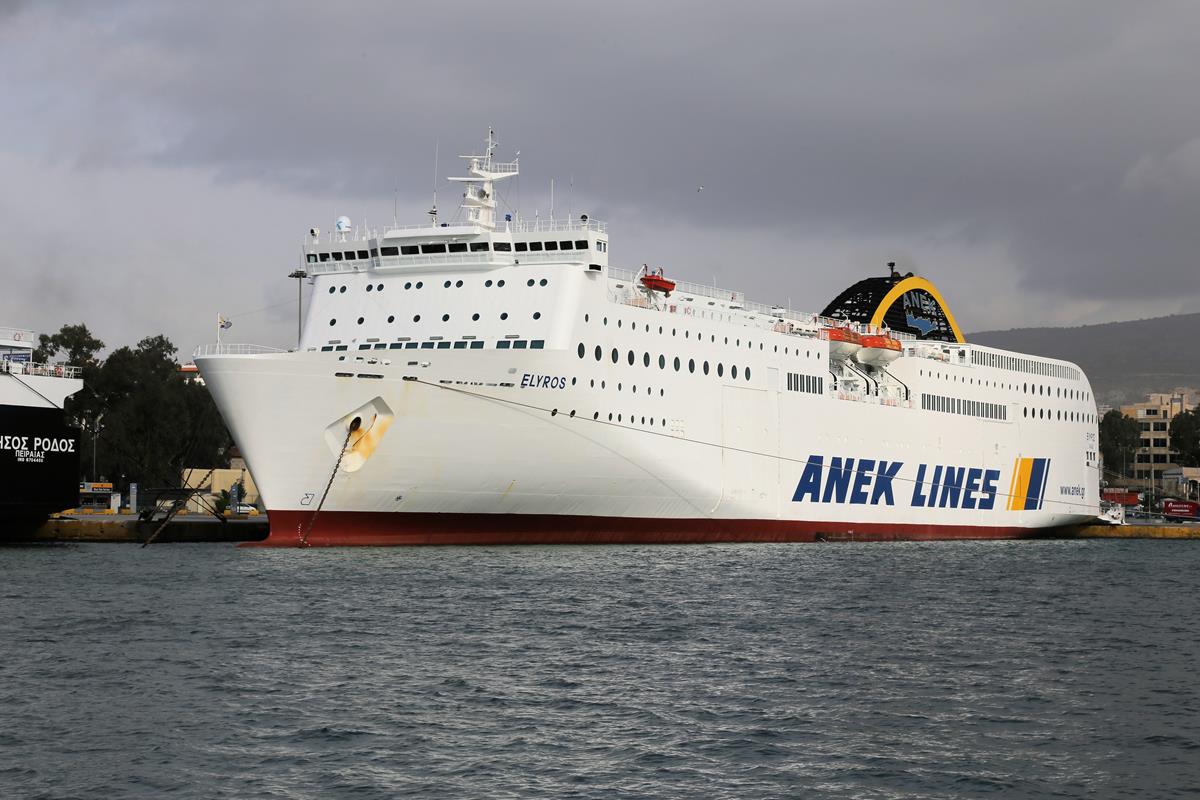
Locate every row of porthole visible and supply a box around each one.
[330,311,542,326]
[588,378,665,397]
[922,368,1093,403]
[582,313,820,358]
[578,343,752,381]
[1025,407,1095,423]
[328,278,552,293]
[550,408,669,428]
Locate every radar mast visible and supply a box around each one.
[447,128,519,231]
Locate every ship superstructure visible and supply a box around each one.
[196,132,1100,545]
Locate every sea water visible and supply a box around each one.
[2,540,1198,799]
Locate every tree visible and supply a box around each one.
[1099,409,1140,477]
[1171,408,1200,467]
[34,323,104,367]
[85,335,231,489]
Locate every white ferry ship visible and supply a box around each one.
[196,131,1100,545]
[1,327,83,531]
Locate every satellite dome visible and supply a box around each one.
[335,216,352,233]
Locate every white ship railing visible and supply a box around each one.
[1,359,81,379]
[308,249,594,275]
[309,217,607,245]
[193,343,287,358]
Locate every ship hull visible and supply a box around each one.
[198,343,1098,548]
[257,509,1049,546]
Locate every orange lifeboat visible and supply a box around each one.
[820,327,862,360]
[856,334,902,367]
[640,274,676,296]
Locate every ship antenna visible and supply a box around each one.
[550,178,555,221]
[429,139,440,225]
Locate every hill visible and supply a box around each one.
[969,313,1200,407]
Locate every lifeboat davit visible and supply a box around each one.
[640,274,676,296]
[820,327,862,360]
[856,334,902,367]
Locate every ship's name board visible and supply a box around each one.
[520,373,566,389]
[792,455,1002,510]
[1,434,77,464]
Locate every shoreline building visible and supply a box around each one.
[1119,388,1200,492]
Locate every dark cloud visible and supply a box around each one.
[2,1,1199,352]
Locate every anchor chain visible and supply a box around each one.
[298,419,359,547]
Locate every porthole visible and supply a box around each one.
[584,313,589,322]
[618,319,623,328]
[594,412,599,420]
[387,315,395,323]
[673,357,680,371]
[366,284,373,292]
[328,287,335,294]
[328,318,336,326]
[627,351,635,365]
[357,317,364,325]
[413,315,421,322]
[533,312,542,320]
[539,279,548,286]
[377,284,384,291]
[497,280,505,287]
[339,286,347,293]
[472,313,480,321]
[717,363,724,377]
[416,281,424,289]
[703,361,710,375]
[745,367,751,381]
[578,343,585,359]
[688,358,695,373]
[658,355,666,369]
[527,279,535,287]
[405,282,412,289]
[731,365,738,379]
[594,346,602,361]
[603,317,608,325]
[455,280,463,288]
[444,280,452,288]
[500,312,508,320]
[611,348,619,364]
[643,352,650,367]
[485,280,493,287]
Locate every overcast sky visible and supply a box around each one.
[3,1,1199,357]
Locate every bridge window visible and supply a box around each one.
[470,242,490,252]
[494,242,512,252]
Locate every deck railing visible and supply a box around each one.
[1,359,81,379]
[192,343,287,358]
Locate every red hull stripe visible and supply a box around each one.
[251,510,1050,547]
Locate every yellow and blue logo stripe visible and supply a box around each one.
[1007,457,1051,511]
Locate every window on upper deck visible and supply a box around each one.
[346,251,359,260]
[543,241,558,251]
[574,240,588,249]
[331,252,344,261]
[515,242,528,252]
[560,241,573,250]
[357,250,369,259]
[494,242,512,251]
[448,242,468,253]
[529,242,543,251]
[319,253,330,262]
[381,246,400,256]
[470,242,490,252]
[307,254,318,263]
[400,245,418,255]
[370,248,379,258]
[421,243,447,254]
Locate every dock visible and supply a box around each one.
[25,514,268,544]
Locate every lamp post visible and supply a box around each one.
[91,413,104,483]
[288,268,308,348]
